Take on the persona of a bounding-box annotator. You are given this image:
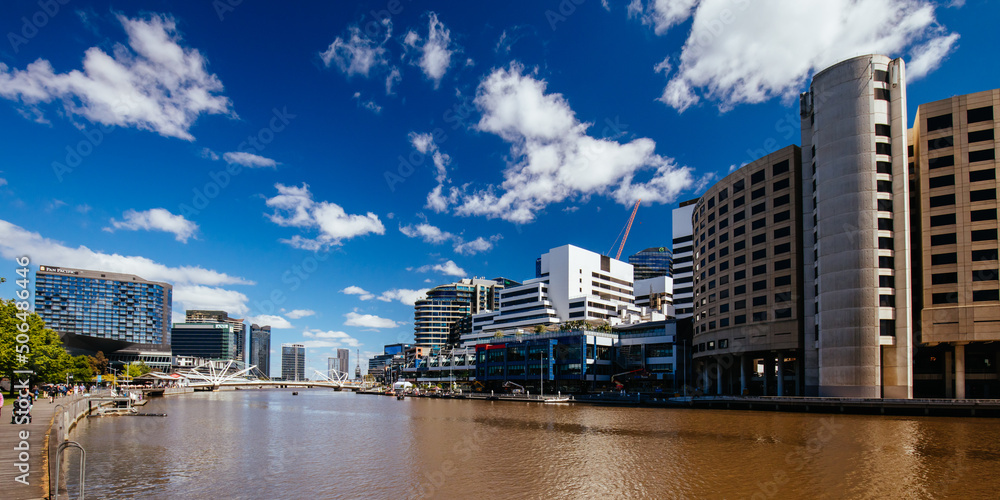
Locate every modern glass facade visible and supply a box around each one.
[281,343,306,381]
[414,278,507,347]
[628,247,673,280]
[474,332,615,393]
[34,265,172,354]
[186,310,246,362]
[250,324,271,377]
[171,323,235,360]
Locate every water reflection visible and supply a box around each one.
[66,390,1000,499]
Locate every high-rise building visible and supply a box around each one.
[34,265,173,367]
[328,348,349,378]
[800,54,913,398]
[185,310,246,362]
[465,245,637,344]
[628,247,673,280]
[689,146,805,396]
[671,200,698,319]
[171,322,236,360]
[911,89,1000,399]
[281,343,306,381]
[414,278,507,347]
[249,324,271,378]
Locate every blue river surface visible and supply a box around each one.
[63,389,1000,499]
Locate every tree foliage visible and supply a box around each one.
[1,299,80,384]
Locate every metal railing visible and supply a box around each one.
[53,441,85,500]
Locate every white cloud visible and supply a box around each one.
[407,131,454,212]
[0,178,7,187]
[352,92,383,114]
[319,24,389,77]
[76,204,92,214]
[0,220,256,322]
[411,259,465,277]
[105,208,199,243]
[223,151,279,168]
[246,314,293,329]
[341,286,375,300]
[285,309,316,319]
[376,288,429,306]
[444,63,692,223]
[385,67,402,95]
[628,0,698,34]
[299,329,361,349]
[403,12,455,88]
[200,147,219,161]
[0,14,233,140]
[454,235,502,256]
[265,183,385,250]
[652,0,960,112]
[344,312,398,329]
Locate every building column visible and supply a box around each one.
[955,344,966,400]
[777,355,785,397]
[702,361,710,394]
[740,355,748,395]
[716,358,723,395]
[944,350,954,399]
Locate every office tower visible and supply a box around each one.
[466,244,637,343]
[912,89,1000,398]
[628,247,673,280]
[799,54,913,398]
[671,200,697,318]
[328,348,349,377]
[34,265,173,367]
[281,343,306,381]
[414,278,507,347]
[250,324,271,377]
[689,146,805,395]
[185,310,247,362]
[171,322,236,360]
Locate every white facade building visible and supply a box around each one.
[671,200,697,318]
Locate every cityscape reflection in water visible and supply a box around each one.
[65,390,1000,499]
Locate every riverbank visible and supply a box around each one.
[359,390,1000,417]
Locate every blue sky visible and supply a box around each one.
[0,0,996,376]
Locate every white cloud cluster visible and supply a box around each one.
[403,12,455,87]
[341,285,375,300]
[105,208,199,243]
[437,63,692,223]
[223,151,279,168]
[320,24,389,77]
[246,314,293,329]
[410,259,465,277]
[285,309,316,319]
[352,92,383,114]
[264,183,385,250]
[398,222,501,255]
[301,329,360,348]
[0,14,233,140]
[344,312,398,329]
[341,285,429,305]
[628,0,699,35]
[645,0,960,112]
[0,218,253,318]
[408,131,454,212]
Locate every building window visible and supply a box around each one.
[879,275,895,287]
[751,169,766,185]
[735,315,747,325]
[774,194,790,207]
[774,259,791,271]
[733,210,746,222]
[928,155,955,170]
[880,319,896,337]
[928,174,955,189]
[931,272,958,285]
[774,227,791,239]
[734,270,746,280]
[874,88,890,101]
[972,229,999,242]
[973,290,1000,302]
[971,189,997,203]
[752,280,767,291]
[932,292,957,304]
[971,209,998,222]
[752,218,767,230]
[930,194,956,208]
[752,249,767,260]
[734,179,745,192]
[752,311,768,322]
[752,202,766,215]
[735,299,746,309]
[931,253,958,265]
[775,308,792,319]
[970,169,997,182]
[926,113,953,131]
[875,124,891,137]
[734,255,746,266]
[773,178,790,191]
[973,269,999,282]
[877,180,893,193]
[928,136,954,151]
[753,264,767,276]
[775,243,791,254]
[972,249,999,262]
[930,214,955,227]
[879,294,896,307]
[879,217,895,230]
[878,256,895,269]
[970,149,996,163]
[752,187,766,200]
[969,129,995,143]
[752,233,767,246]
[718,188,728,201]
[734,225,746,237]
[775,292,791,303]
[877,161,893,174]
[734,285,746,295]
[876,142,892,156]
[734,240,746,251]
[774,275,791,286]
[968,106,994,124]
[930,233,956,246]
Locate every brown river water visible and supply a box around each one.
[63,389,1000,499]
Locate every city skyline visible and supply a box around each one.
[0,1,996,376]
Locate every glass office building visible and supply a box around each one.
[281,343,306,381]
[250,324,271,377]
[628,247,673,281]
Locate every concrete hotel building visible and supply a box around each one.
[912,89,1000,398]
[249,324,271,377]
[34,265,172,368]
[281,343,306,381]
[671,201,697,319]
[690,146,805,396]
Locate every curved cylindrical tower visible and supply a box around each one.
[800,54,913,398]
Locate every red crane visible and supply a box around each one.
[614,199,641,260]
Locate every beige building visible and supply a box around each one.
[690,146,804,395]
[912,89,1000,398]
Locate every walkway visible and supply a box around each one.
[0,392,88,500]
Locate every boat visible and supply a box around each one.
[396,393,405,400]
[292,391,299,396]
[544,397,571,404]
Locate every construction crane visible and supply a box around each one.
[610,199,641,260]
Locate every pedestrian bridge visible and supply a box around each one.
[141,360,364,392]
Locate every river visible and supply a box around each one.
[63,389,1000,499]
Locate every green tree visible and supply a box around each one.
[125,361,152,379]
[90,351,109,375]
[64,355,96,384]
[1,299,75,384]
